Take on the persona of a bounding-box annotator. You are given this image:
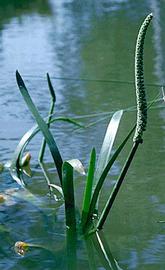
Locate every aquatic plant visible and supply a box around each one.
[9,13,154,243]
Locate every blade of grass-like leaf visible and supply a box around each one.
[97,141,139,230]
[10,116,84,186]
[38,73,56,195]
[91,232,114,270]
[62,162,77,269]
[81,148,96,229]
[95,13,153,231]
[84,125,135,233]
[94,110,123,186]
[96,69,158,231]
[62,162,76,230]
[91,231,123,270]
[38,73,56,162]
[16,71,63,183]
[47,73,56,102]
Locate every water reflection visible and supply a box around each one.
[149,0,165,85]
[0,0,51,23]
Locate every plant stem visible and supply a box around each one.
[66,227,77,270]
[97,141,139,230]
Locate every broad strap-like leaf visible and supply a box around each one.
[62,162,76,229]
[95,110,123,185]
[84,125,135,232]
[16,71,63,183]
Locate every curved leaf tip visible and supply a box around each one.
[67,159,86,175]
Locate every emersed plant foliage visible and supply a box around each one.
[7,14,155,247]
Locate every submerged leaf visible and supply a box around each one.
[0,164,4,173]
[21,152,32,177]
[0,224,10,233]
[14,241,50,256]
[14,241,29,256]
[48,183,63,200]
[0,194,5,203]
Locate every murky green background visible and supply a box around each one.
[0,0,165,269]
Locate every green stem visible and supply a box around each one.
[85,236,97,270]
[97,141,139,230]
[84,125,135,233]
[66,227,77,270]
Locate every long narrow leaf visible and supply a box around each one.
[62,162,77,269]
[84,125,135,232]
[91,232,113,270]
[10,117,84,186]
[62,162,76,229]
[38,73,56,162]
[81,148,96,228]
[38,73,57,194]
[91,231,123,270]
[95,110,123,185]
[97,141,139,230]
[47,73,56,102]
[16,71,63,183]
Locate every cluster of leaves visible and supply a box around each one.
[4,13,164,270]
[9,14,154,240]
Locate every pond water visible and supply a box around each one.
[0,0,165,269]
